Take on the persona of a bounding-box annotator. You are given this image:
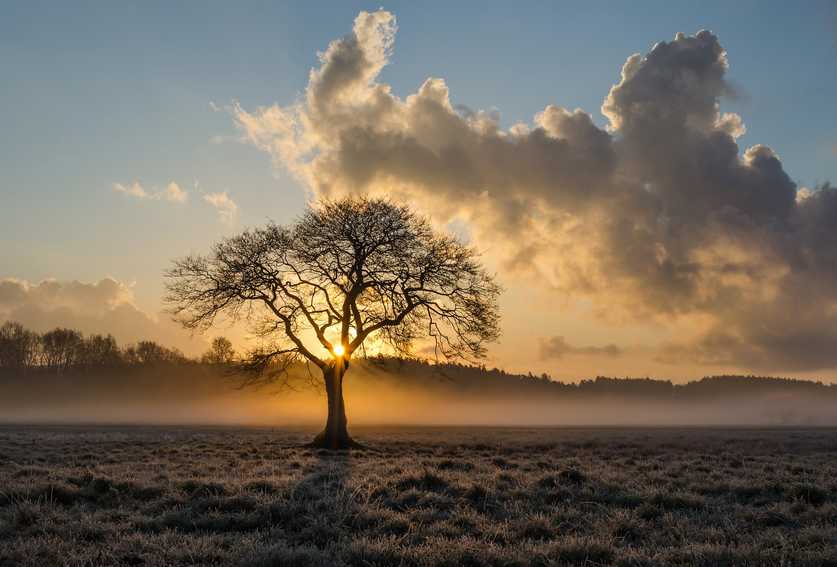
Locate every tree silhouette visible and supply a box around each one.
[0,322,39,371]
[123,340,186,366]
[77,334,122,368]
[164,197,502,448]
[202,337,236,365]
[40,328,83,373]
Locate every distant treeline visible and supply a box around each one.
[2,321,836,400]
[364,351,837,401]
[0,321,234,373]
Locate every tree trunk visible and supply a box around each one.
[310,362,359,449]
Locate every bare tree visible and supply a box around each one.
[165,197,501,448]
[201,337,236,365]
[0,322,39,371]
[40,328,83,373]
[77,334,122,368]
[123,340,186,366]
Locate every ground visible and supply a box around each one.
[1,426,836,566]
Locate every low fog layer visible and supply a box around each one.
[1,359,835,427]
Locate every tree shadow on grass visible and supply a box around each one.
[267,450,357,557]
[237,448,364,565]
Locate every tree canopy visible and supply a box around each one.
[166,197,501,376]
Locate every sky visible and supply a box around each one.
[1,1,836,381]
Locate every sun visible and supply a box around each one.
[332,343,345,357]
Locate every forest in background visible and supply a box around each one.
[1,321,836,426]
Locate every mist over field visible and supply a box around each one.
[2,359,835,427]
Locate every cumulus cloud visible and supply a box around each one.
[232,11,837,372]
[203,191,238,226]
[539,336,622,360]
[0,277,204,355]
[112,181,188,203]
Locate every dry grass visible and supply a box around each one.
[1,426,836,566]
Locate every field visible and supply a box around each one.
[1,426,836,566]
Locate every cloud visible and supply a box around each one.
[0,277,205,355]
[233,11,837,372]
[112,180,239,226]
[539,336,622,360]
[112,181,188,203]
[203,191,238,226]
[113,181,151,199]
[163,182,188,203]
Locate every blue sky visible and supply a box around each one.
[1,1,836,376]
